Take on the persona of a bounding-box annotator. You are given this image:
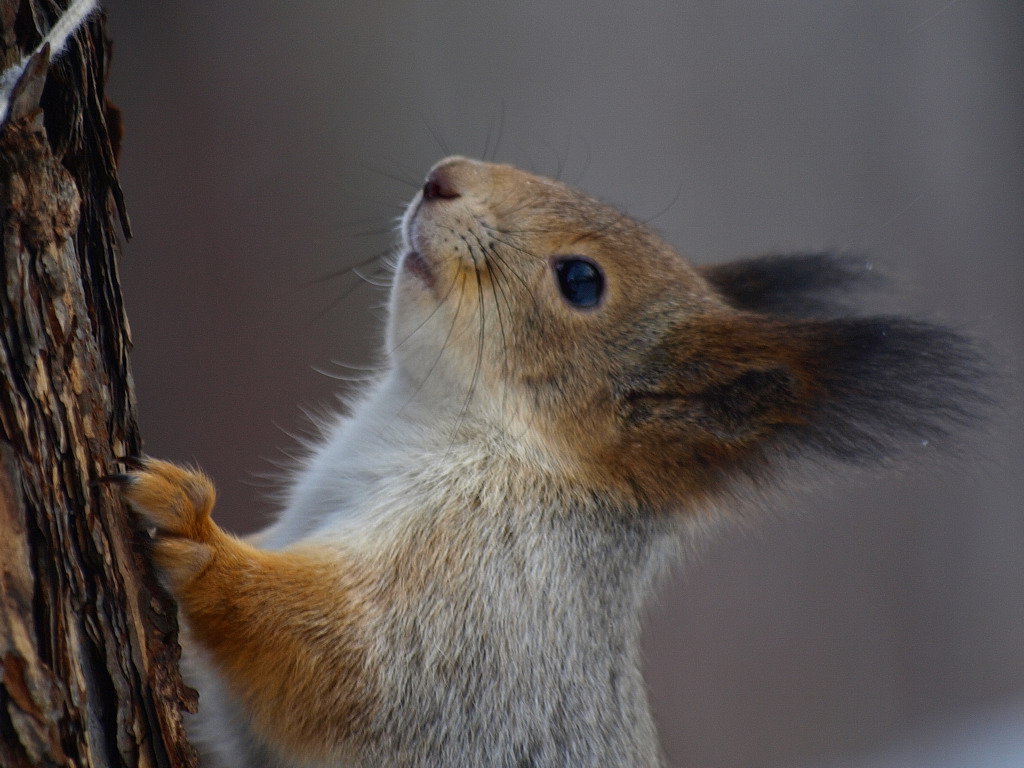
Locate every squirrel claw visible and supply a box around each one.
[117,458,216,539]
[116,457,219,585]
[95,472,132,486]
[115,454,147,469]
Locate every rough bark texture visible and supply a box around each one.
[0,2,198,766]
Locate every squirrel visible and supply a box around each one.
[114,156,987,767]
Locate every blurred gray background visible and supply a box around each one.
[102,2,1022,766]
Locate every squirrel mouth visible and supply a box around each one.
[402,250,435,290]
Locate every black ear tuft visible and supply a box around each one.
[702,253,884,317]
[783,317,992,465]
[608,310,991,507]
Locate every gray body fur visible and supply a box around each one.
[184,370,678,767]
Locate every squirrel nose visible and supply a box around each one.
[422,167,461,201]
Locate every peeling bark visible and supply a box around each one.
[1,2,197,766]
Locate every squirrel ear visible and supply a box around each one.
[776,316,988,464]
[615,312,989,502]
[700,253,883,317]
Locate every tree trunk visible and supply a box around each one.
[0,2,198,766]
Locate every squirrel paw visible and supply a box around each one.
[109,457,219,586]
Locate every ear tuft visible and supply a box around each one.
[702,253,884,317]
[781,317,992,466]
[608,309,991,508]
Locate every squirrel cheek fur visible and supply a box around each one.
[120,157,988,767]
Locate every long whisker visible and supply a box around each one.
[482,112,496,163]
[389,261,463,353]
[486,244,542,314]
[363,166,421,190]
[473,234,518,326]
[421,110,453,157]
[314,212,401,238]
[446,236,488,452]
[491,99,506,162]
[353,266,393,288]
[310,364,383,384]
[482,246,514,312]
[562,208,641,249]
[486,251,546,442]
[639,181,685,226]
[573,139,592,187]
[310,263,391,323]
[541,138,564,181]
[321,359,388,373]
[471,235,512,420]
[484,242,537,303]
[344,225,400,239]
[395,269,468,417]
[471,225,541,294]
[314,249,391,285]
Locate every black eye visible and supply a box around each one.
[554,257,605,309]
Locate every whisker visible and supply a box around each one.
[314,249,391,285]
[554,138,566,181]
[363,166,421,190]
[389,262,463,353]
[572,139,592,187]
[395,269,468,417]
[562,206,641,249]
[476,194,544,227]
[323,360,388,373]
[475,238,514,422]
[472,232,518,323]
[472,224,543,288]
[421,109,453,157]
[484,250,546,443]
[541,138,564,181]
[368,199,411,212]
[482,240,541,311]
[447,239,488,453]
[639,181,685,226]
[485,255,519,326]
[482,112,496,163]
[310,265,390,323]
[491,99,506,162]
[301,224,397,254]
[327,212,402,232]
[557,126,575,182]
[478,222,577,236]
[353,266,393,288]
[345,226,399,239]
[310,364,383,383]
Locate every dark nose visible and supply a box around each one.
[422,167,461,201]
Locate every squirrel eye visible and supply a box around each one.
[553,257,605,309]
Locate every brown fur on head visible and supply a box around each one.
[392,157,987,511]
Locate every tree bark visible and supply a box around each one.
[1,2,198,766]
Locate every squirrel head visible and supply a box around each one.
[388,156,987,510]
